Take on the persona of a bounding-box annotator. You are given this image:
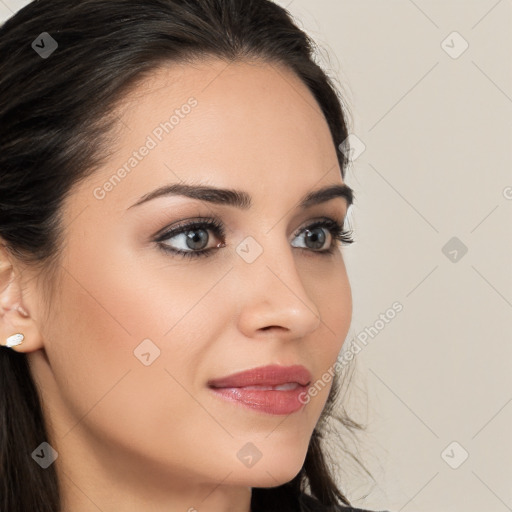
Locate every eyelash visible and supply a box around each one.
[154,217,354,260]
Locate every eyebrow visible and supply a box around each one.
[128,181,353,210]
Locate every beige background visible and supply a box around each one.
[2,1,511,511]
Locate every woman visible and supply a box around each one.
[0,1,391,511]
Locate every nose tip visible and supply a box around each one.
[235,260,323,341]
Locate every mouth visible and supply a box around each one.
[207,365,312,415]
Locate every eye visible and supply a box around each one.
[154,217,225,259]
[291,219,338,251]
[154,216,353,259]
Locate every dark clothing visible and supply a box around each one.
[250,488,390,512]
[298,492,390,512]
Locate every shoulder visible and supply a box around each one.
[298,492,391,512]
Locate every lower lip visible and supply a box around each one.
[208,385,308,415]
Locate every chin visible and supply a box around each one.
[242,451,306,488]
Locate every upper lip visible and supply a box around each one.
[208,364,312,388]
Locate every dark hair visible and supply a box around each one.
[0,1,368,511]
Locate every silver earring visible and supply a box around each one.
[6,333,24,348]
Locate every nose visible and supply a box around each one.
[234,236,323,341]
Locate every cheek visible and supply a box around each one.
[44,263,221,472]
[48,231,234,412]
[44,247,171,416]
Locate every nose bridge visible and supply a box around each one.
[234,232,322,337]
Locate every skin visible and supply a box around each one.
[0,58,352,512]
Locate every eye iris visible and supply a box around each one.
[186,229,208,250]
[305,227,326,250]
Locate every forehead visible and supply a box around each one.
[82,57,344,213]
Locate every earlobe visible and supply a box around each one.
[3,307,28,348]
[0,245,44,352]
[5,332,25,348]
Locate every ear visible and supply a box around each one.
[0,243,44,352]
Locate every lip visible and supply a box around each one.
[207,364,312,389]
[207,364,312,415]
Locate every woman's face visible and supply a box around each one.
[27,58,352,507]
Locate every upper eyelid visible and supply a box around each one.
[155,216,345,245]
